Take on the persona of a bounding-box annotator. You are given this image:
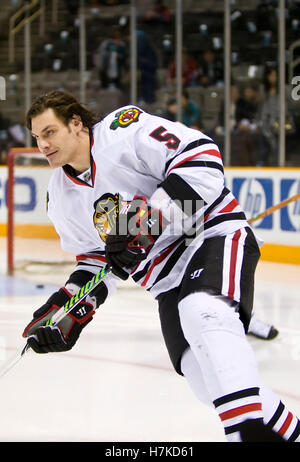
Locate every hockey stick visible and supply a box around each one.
[248,192,300,224]
[0,265,111,379]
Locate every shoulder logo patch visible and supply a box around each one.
[110,107,142,130]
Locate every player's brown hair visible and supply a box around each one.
[26,90,99,130]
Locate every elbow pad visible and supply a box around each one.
[150,178,205,238]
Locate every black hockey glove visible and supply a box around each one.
[105,196,167,280]
[22,281,106,353]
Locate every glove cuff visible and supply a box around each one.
[66,270,109,307]
[23,303,58,338]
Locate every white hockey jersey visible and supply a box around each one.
[47,105,249,298]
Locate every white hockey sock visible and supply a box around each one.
[181,348,300,442]
[178,292,264,441]
[260,383,300,441]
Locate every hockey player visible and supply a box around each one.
[23,91,297,442]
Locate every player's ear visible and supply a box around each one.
[71,115,83,132]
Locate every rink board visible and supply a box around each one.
[0,166,299,264]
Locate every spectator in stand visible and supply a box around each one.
[259,65,296,166]
[239,83,266,165]
[94,26,127,90]
[215,84,243,134]
[198,49,223,87]
[0,111,25,165]
[214,84,257,166]
[167,49,200,88]
[240,84,262,124]
[162,90,204,131]
[143,0,171,25]
[118,17,158,104]
[136,30,158,104]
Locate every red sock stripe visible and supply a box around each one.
[219,403,262,422]
[278,412,293,436]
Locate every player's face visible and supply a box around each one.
[31,108,82,169]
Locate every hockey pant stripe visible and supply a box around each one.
[222,228,247,302]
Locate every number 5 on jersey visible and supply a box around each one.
[150,126,180,150]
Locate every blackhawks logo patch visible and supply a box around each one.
[110,107,142,130]
[93,193,131,242]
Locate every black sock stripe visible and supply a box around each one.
[288,419,300,441]
[213,387,260,408]
[224,418,263,435]
[267,401,285,428]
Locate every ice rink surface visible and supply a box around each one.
[0,254,300,444]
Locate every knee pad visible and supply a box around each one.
[178,292,260,402]
[181,347,213,408]
[178,292,245,343]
